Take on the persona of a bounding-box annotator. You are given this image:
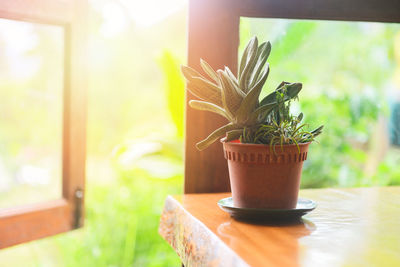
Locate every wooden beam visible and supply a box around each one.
[62,0,88,229]
[0,0,72,25]
[185,0,239,193]
[0,200,71,249]
[226,0,400,23]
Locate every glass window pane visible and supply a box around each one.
[240,18,400,188]
[0,18,64,208]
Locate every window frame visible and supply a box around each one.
[0,0,87,249]
[184,0,400,194]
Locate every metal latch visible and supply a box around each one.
[74,188,84,228]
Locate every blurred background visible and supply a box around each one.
[0,0,399,266]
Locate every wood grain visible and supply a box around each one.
[62,0,88,229]
[0,0,72,25]
[185,0,239,194]
[159,187,400,267]
[236,0,400,22]
[0,0,87,248]
[220,0,400,23]
[0,200,71,249]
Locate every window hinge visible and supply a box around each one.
[74,188,84,228]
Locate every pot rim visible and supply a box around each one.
[220,138,311,148]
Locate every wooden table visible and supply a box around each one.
[159,187,400,267]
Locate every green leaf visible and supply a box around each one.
[259,81,289,106]
[239,36,257,78]
[224,67,245,98]
[182,65,223,106]
[189,100,232,121]
[259,82,302,106]
[218,70,243,115]
[249,41,271,88]
[248,102,276,124]
[297,112,303,122]
[196,123,241,151]
[186,80,222,106]
[219,81,235,120]
[275,81,291,90]
[200,59,219,84]
[285,83,302,99]
[181,66,220,93]
[224,66,240,89]
[311,125,324,137]
[181,65,205,81]
[236,65,270,123]
[224,129,243,142]
[239,37,259,92]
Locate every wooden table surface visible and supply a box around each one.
[159,187,400,267]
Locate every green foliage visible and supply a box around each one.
[182,37,307,150]
[241,114,323,149]
[239,19,400,189]
[0,5,186,266]
[158,51,185,138]
[55,139,183,267]
[240,83,323,151]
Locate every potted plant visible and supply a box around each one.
[182,36,323,209]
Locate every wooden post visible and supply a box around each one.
[184,0,239,193]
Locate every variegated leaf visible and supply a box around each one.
[189,100,232,121]
[236,65,270,123]
[224,67,245,98]
[224,129,243,142]
[187,80,222,106]
[239,38,258,92]
[196,123,241,151]
[239,36,257,78]
[181,65,205,81]
[249,42,271,88]
[218,70,243,116]
[200,59,219,84]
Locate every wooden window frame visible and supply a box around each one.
[0,0,87,248]
[184,0,400,194]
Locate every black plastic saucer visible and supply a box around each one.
[218,197,317,224]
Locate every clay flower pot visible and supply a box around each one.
[222,141,310,209]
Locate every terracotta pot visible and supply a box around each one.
[222,141,310,209]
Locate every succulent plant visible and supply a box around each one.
[182,37,310,151]
[239,83,323,150]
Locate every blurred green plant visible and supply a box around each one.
[55,152,182,267]
[158,51,185,138]
[240,19,400,188]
